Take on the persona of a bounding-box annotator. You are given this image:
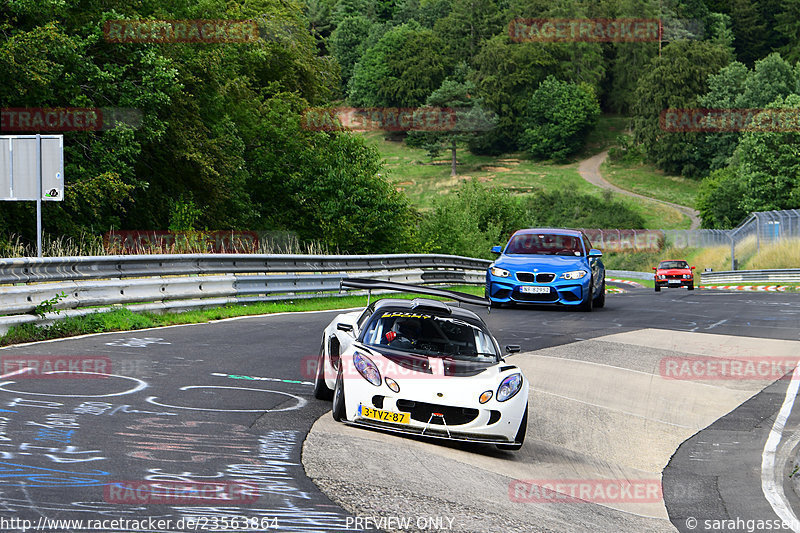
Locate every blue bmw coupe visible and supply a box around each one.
[485,228,605,311]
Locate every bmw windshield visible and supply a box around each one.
[505,233,584,256]
[360,311,499,361]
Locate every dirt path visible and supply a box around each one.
[578,151,701,230]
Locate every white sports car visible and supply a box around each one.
[314,280,529,451]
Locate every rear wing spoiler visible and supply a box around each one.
[340,279,489,308]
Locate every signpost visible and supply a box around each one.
[0,134,64,257]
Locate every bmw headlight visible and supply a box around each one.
[560,270,587,280]
[497,373,523,402]
[683,274,691,279]
[491,266,510,278]
[353,352,381,386]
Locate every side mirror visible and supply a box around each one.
[588,249,603,258]
[491,245,503,255]
[505,345,521,354]
[690,266,696,269]
[652,267,657,270]
[336,323,354,333]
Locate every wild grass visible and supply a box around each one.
[1,231,333,258]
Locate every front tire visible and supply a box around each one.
[655,284,661,292]
[313,347,333,401]
[593,277,605,308]
[578,278,594,312]
[497,405,527,451]
[688,283,694,291]
[332,367,347,422]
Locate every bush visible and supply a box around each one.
[607,135,645,164]
[524,190,646,229]
[420,182,646,258]
[419,180,526,259]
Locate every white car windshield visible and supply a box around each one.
[361,311,498,360]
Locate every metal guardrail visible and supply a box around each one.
[701,269,800,284]
[606,269,653,281]
[0,254,492,334]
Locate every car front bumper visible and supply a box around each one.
[655,278,693,288]
[486,275,589,306]
[342,374,528,444]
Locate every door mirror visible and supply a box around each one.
[690,266,696,269]
[588,249,603,258]
[491,245,503,254]
[505,345,521,354]
[336,323,354,333]
[652,266,657,270]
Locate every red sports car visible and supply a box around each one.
[653,260,695,292]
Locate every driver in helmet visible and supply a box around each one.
[384,317,422,347]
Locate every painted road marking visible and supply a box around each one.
[761,363,800,532]
[211,372,313,386]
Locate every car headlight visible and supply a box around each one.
[560,270,587,280]
[491,266,510,278]
[684,274,691,279]
[497,373,523,402]
[353,352,381,386]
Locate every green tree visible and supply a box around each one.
[632,40,731,177]
[348,21,449,107]
[696,167,748,228]
[470,35,559,153]
[329,15,374,87]
[776,0,800,63]
[693,53,798,176]
[734,94,800,213]
[730,0,769,65]
[406,65,496,176]
[432,0,508,60]
[520,76,600,161]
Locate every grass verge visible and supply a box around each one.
[600,159,700,208]
[0,286,485,347]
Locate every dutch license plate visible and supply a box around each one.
[521,286,550,294]
[359,405,410,424]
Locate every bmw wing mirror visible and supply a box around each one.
[491,245,503,254]
[505,345,521,354]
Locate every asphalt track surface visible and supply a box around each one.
[0,283,797,532]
